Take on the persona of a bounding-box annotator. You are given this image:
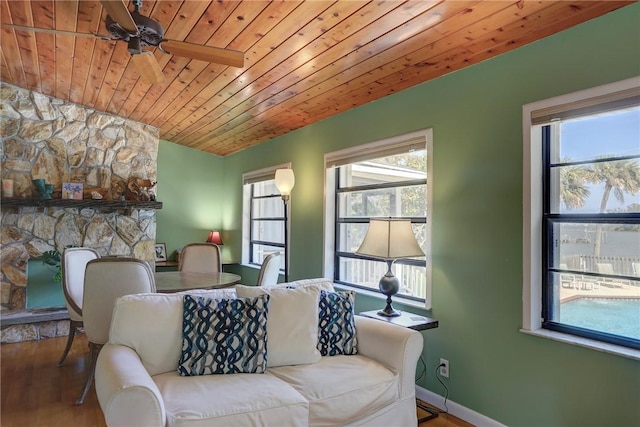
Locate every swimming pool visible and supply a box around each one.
[560,298,640,339]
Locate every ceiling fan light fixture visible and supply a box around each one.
[105,12,164,46]
[127,37,142,55]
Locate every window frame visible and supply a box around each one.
[522,76,640,360]
[324,129,433,309]
[242,163,290,270]
[541,125,640,349]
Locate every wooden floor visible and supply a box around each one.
[1,333,471,426]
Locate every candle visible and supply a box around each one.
[2,179,14,198]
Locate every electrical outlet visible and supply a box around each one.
[439,358,449,378]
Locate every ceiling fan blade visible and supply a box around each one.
[131,51,165,84]
[3,24,111,40]
[160,40,244,68]
[100,0,138,34]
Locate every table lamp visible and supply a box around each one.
[356,218,424,317]
[206,230,223,245]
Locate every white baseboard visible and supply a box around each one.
[415,386,505,427]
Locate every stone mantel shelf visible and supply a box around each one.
[0,197,163,210]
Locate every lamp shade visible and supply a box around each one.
[356,219,424,260]
[275,169,295,196]
[206,230,223,245]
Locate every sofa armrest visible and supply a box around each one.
[95,343,166,427]
[354,315,424,399]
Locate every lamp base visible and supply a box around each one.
[378,263,401,317]
[377,303,401,317]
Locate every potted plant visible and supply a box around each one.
[41,249,62,282]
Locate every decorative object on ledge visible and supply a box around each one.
[62,182,83,200]
[32,179,54,199]
[2,179,14,197]
[206,230,223,245]
[84,187,109,200]
[0,197,163,210]
[155,243,167,262]
[126,177,157,201]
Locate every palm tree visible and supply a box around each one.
[559,159,591,210]
[588,157,640,256]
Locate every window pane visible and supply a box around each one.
[252,196,283,218]
[337,257,426,298]
[338,222,427,256]
[555,107,640,164]
[338,185,426,218]
[550,159,640,214]
[551,222,640,275]
[337,223,368,253]
[339,150,427,188]
[251,220,283,244]
[550,272,640,340]
[253,179,278,197]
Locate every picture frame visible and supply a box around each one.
[62,182,83,200]
[155,243,167,262]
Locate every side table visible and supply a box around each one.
[359,310,439,422]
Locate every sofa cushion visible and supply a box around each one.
[109,290,238,376]
[153,370,308,427]
[317,290,358,356]
[178,294,269,376]
[267,355,399,425]
[236,284,321,368]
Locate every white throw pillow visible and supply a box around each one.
[236,284,322,367]
[273,278,335,291]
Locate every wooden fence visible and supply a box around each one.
[341,259,426,298]
[561,255,640,277]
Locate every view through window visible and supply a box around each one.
[326,131,432,306]
[542,104,640,349]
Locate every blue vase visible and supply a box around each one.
[32,179,54,199]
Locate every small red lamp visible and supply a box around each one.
[206,230,223,245]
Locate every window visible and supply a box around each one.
[523,77,640,355]
[242,165,288,271]
[324,130,433,308]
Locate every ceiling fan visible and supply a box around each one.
[3,0,245,84]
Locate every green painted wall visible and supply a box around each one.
[156,140,226,262]
[160,5,640,426]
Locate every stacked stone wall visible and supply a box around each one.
[0,82,159,328]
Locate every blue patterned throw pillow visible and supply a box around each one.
[317,290,357,356]
[179,294,269,376]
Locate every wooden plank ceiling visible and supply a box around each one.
[1,1,633,156]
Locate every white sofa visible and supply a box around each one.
[95,280,423,427]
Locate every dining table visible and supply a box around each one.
[154,271,241,293]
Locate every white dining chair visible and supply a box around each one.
[76,257,156,405]
[257,253,281,286]
[58,247,100,367]
[179,242,222,273]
